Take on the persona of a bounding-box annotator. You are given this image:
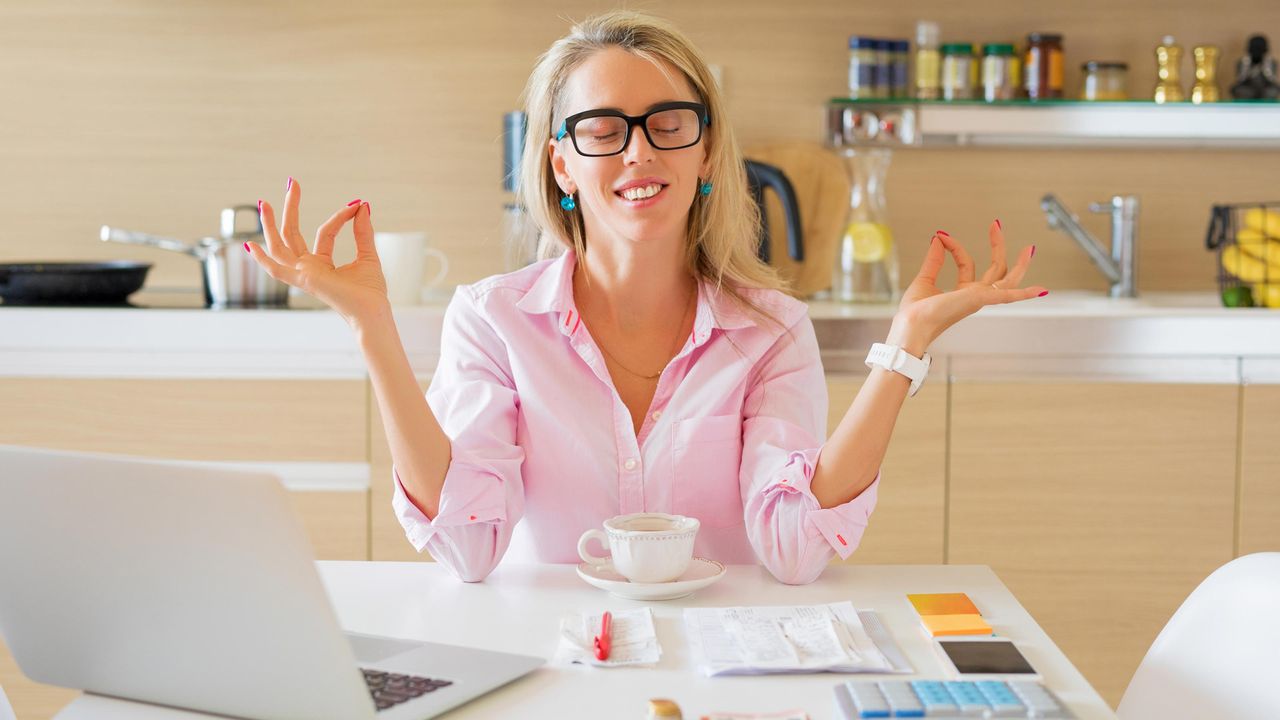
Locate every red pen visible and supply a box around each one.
[593,611,612,661]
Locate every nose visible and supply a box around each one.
[621,123,656,164]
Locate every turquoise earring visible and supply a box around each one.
[698,179,713,196]
[560,192,577,211]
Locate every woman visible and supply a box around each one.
[248,11,1047,585]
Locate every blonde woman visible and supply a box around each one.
[248,11,1047,584]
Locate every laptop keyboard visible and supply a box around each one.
[361,668,454,711]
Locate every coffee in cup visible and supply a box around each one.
[577,513,699,584]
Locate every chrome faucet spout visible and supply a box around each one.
[1041,193,1139,298]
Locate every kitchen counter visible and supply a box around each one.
[3,289,1279,381]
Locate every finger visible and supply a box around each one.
[1000,244,1036,288]
[281,177,307,255]
[914,234,947,284]
[244,240,299,285]
[979,219,1009,285]
[257,200,298,264]
[352,201,377,260]
[982,285,1049,305]
[313,199,364,259]
[936,230,976,284]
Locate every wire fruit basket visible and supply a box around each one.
[1206,201,1280,308]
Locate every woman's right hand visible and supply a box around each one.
[248,178,388,326]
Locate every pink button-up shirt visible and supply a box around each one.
[392,250,879,584]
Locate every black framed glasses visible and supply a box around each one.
[555,101,710,157]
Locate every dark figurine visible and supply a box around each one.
[1230,34,1280,100]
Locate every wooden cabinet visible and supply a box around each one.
[949,377,1237,707]
[0,377,371,720]
[825,374,947,564]
[1241,364,1280,555]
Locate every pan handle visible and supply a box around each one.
[100,226,202,258]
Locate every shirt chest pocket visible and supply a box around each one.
[672,414,744,529]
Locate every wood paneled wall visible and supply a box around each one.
[2,1,1278,295]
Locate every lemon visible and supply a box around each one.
[843,221,893,263]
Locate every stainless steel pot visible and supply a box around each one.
[100,205,289,308]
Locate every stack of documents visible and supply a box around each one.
[683,602,912,677]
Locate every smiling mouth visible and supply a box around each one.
[616,183,667,202]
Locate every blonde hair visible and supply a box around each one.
[516,10,791,330]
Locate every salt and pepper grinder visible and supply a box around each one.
[1154,35,1185,103]
[1191,45,1221,103]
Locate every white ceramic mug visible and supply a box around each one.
[373,231,449,306]
[577,513,699,584]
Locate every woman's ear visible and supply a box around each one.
[548,138,575,194]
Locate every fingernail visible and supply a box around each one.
[995,218,1002,230]
[243,242,251,253]
[363,201,371,217]
[1039,290,1049,297]
[1031,245,1037,258]
[257,199,262,214]
[346,198,362,207]
[286,177,294,192]
[937,230,950,237]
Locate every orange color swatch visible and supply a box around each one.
[907,592,993,637]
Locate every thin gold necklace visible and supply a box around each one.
[592,282,697,381]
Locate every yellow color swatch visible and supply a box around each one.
[907,593,993,636]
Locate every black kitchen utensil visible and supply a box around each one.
[744,159,804,264]
[0,261,152,305]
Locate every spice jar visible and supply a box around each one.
[847,35,876,100]
[889,39,911,98]
[981,44,1020,101]
[941,43,977,100]
[1024,33,1065,100]
[1081,61,1128,100]
[914,21,942,100]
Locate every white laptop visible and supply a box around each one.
[0,445,543,719]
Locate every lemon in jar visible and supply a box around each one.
[843,221,893,263]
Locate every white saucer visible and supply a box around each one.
[576,557,726,601]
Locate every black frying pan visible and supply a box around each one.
[0,261,152,305]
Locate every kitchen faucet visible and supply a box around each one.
[1040,194,1140,298]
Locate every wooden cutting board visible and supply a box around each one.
[743,141,851,298]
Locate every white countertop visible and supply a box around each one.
[55,561,1117,720]
[3,289,1279,380]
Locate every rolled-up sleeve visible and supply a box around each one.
[391,286,525,583]
[740,313,880,585]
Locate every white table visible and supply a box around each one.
[57,562,1116,719]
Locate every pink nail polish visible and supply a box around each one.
[286,177,294,192]
[996,218,1002,230]
[937,229,950,237]
[363,201,371,217]
[257,199,262,213]
[1031,245,1037,258]
[1039,290,1049,297]
[243,242,251,253]
[346,198,362,207]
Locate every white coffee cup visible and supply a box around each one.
[373,231,449,306]
[577,513,699,584]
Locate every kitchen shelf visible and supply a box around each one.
[827,98,1280,148]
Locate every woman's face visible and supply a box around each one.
[549,46,710,252]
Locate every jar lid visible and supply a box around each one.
[848,35,874,49]
[1082,60,1129,71]
[1027,32,1064,43]
[941,43,974,54]
[891,39,911,51]
[983,44,1016,55]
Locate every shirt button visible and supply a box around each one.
[623,458,638,471]
[651,410,662,421]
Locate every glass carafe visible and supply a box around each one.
[833,147,897,303]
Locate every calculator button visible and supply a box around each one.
[909,681,959,714]
[876,681,924,717]
[976,680,1029,716]
[841,681,891,718]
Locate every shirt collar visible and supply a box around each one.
[514,249,763,337]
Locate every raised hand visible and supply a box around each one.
[890,219,1048,352]
[247,178,389,325]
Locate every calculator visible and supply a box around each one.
[834,679,1076,719]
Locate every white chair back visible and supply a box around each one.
[0,682,15,720]
[1118,552,1280,719]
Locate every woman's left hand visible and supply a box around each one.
[888,219,1048,354]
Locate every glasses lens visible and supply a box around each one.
[646,109,702,149]
[572,116,628,156]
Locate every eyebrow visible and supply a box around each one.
[579,99,695,114]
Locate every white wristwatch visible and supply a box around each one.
[865,342,932,397]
